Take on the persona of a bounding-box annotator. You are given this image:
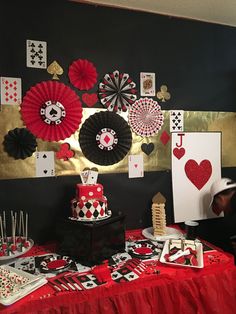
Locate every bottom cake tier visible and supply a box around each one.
[70,197,112,221]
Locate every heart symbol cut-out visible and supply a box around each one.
[184,159,212,190]
[141,143,154,155]
[82,93,98,107]
[173,147,185,159]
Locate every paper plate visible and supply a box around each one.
[142,227,183,242]
[39,255,73,272]
[128,243,158,259]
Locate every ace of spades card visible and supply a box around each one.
[0,77,22,105]
[35,151,55,178]
[140,72,156,96]
[26,39,47,69]
[171,132,221,222]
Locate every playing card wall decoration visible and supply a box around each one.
[79,111,132,165]
[98,70,137,113]
[26,39,47,69]
[0,77,22,105]
[171,132,221,222]
[128,97,164,137]
[68,59,97,90]
[20,81,83,142]
[3,128,37,160]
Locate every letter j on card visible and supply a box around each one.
[171,132,221,222]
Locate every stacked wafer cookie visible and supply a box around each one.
[151,192,166,236]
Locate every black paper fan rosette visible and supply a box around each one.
[3,127,37,159]
[79,111,132,165]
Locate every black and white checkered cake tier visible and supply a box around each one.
[70,196,112,222]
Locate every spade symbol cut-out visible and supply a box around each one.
[49,108,58,117]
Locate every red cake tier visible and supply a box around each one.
[76,183,104,200]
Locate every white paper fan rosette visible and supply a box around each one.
[98,70,137,113]
[128,97,164,137]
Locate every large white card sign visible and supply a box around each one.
[171,132,221,222]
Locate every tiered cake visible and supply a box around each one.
[71,183,111,221]
[70,168,112,222]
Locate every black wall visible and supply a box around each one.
[0,0,236,246]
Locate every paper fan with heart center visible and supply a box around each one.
[98,70,137,113]
[20,81,83,142]
[68,59,98,90]
[79,111,132,165]
[3,127,37,159]
[128,97,164,137]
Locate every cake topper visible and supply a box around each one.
[80,167,98,185]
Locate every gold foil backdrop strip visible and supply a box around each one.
[0,106,235,179]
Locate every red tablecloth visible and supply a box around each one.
[1,229,236,314]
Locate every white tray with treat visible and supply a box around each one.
[159,239,204,268]
[0,265,47,306]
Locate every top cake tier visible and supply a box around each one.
[76,183,104,200]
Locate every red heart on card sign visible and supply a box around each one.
[173,147,185,159]
[82,93,98,107]
[184,159,212,190]
[134,164,138,168]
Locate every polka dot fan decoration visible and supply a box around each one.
[128,97,164,137]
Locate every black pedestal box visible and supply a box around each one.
[55,214,126,266]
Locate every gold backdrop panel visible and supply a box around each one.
[0,106,235,179]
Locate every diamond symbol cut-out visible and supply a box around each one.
[160,130,170,145]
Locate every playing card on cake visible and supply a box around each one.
[26,39,47,69]
[140,72,155,96]
[0,77,22,105]
[170,110,184,132]
[35,151,55,177]
[171,132,221,222]
[128,155,144,178]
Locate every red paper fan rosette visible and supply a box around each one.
[20,81,83,142]
[68,59,97,90]
[79,111,132,165]
[98,70,137,113]
[128,97,164,137]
